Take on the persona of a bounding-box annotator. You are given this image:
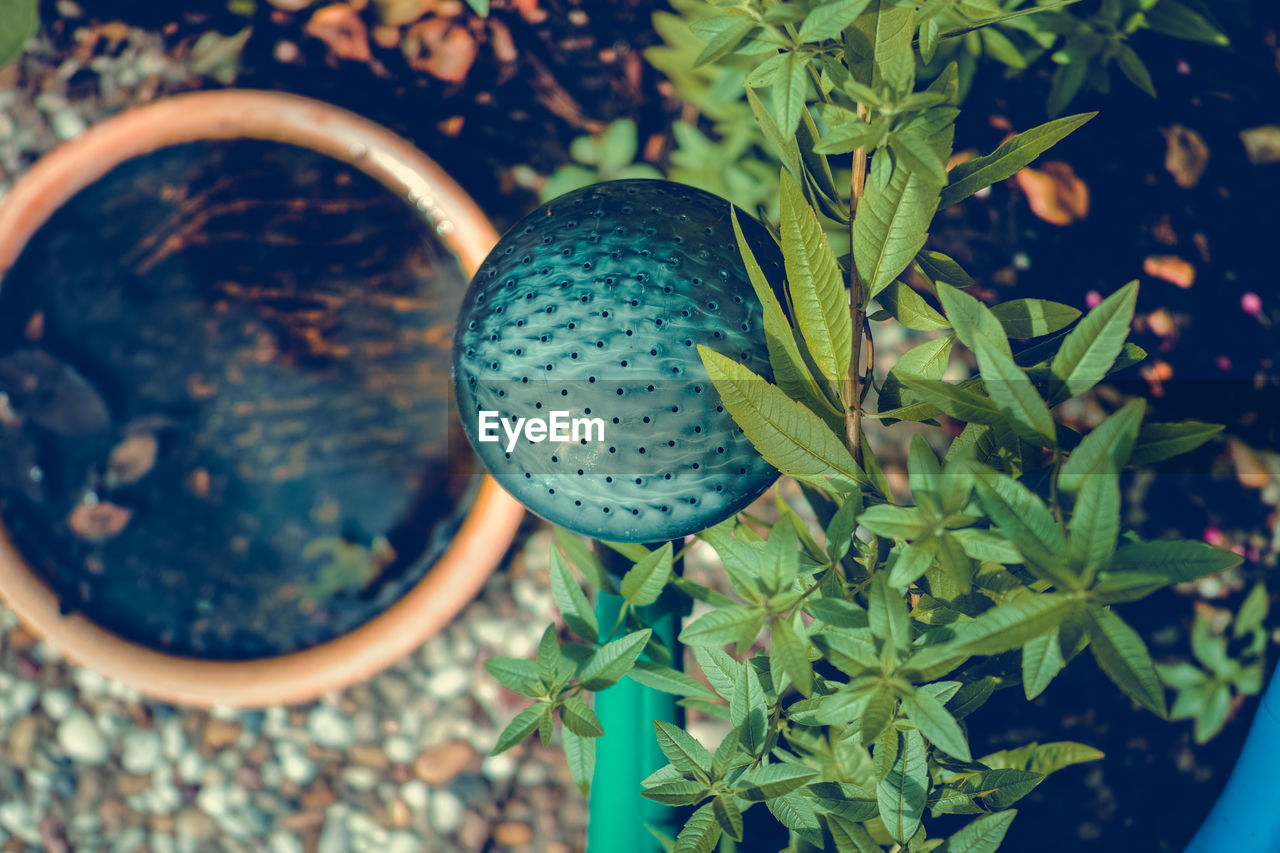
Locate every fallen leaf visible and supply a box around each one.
[373,0,438,26]
[1240,126,1280,165]
[513,0,546,24]
[106,433,159,487]
[1160,125,1210,188]
[1143,254,1196,288]
[68,501,133,542]
[1230,440,1273,490]
[1145,308,1177,338]
[1015,160,1089,225]
[305,3,372,62]
[403,17,475,82]
[189,27,252,84]
[268,0,316,9]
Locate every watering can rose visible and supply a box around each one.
[452,180,788,542]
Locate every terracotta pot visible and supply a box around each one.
[0,90,523,707]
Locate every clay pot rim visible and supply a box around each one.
[0,89,524,708]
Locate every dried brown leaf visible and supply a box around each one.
[305,3,372,62]
[68,501,133,542]
[1160,125,1210,188]
[403,17,475,83]
[1241,126,1280,165]
[1015,161,1089,225]
[1143,254,1196,289]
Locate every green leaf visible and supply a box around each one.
[1047,58,1088,119]
[888,538,937,590]
[463,0,489,15]
[860,684,898,743]
[1145,0,1230,46]
[621,542,675,607]
[915,250,975,289]
[1116,43,1156,97]
[870,573,912,658]
[699,347,866,492]
[990,299,1082,339]
[1087,604,1166,716]
[939,810,1018,853]
[813,116,881,155]
[773,615,815,697]
[731,210,836,430]
[936,282,1011,358]
[561,696,605,737]
[646,778,710,808]
[1025,742,1105,776]
[1065,466,1119,582]
[1236,583,1269,638]
[484,657,543,698]
[950,528,1022,564]
[655,719,713,781]
[746,86,802,180]
[1106,539,1244,585]
[1129,421,1223,465]
[877,281,951,331]
[895,375,1004,425]
[1058,399,1146,491]
[779,170,852,385]
[681,605,767,652]
[859,504,931,540]
[872,1,916,94]
[957,769,1043,809]
[767,791,824,846]
[493,704,546,755]
[875,335,955,420]
[799,0,874,41]
[953,594,1078,656]
[1022,629,1065,699]
[772,51,811,138]
[627,661,718,700]
[562,728,594,796]
[902,686,971,761]
[853,147,943,299]
[712,794,744,842]
[580,629,654,690]
[730,662,769,756]
[972,470,1073,587]
[981,26,1027,68]
[972,335,1056,446]
[555,528,615,593]
[692,15,757,67]
[693,646,741,701]
[878,729,928,843]
[0,0,37,70]
[890,127,948,184]
[1050,281,1138,399]
[549,549,598,643]
[537,624,561,688]
[735,763,820,800]
[673,801,722,853]
[827,813,882,853]
[940,112,1097,207]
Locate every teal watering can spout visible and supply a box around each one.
[587,546,689,853]
[1186,667,1280,852]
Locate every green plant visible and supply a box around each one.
[483,1,1246,850]
[0,0,39,70]
[537,120,665,202]
[1158,584,1269,744]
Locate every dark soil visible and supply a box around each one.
[0,138,473,658]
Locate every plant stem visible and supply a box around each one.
[845,104,870,465]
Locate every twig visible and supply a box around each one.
[844,104,870,464]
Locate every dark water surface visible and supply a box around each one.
[0,139,474,659]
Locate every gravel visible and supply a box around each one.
[0,10,615,853]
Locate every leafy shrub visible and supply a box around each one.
[487,1,1245,850]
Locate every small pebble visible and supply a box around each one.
[40,686,72,717]
[429,789,464,834]
[57,711,108,765]
[308,706,354,750]
[121,730,162,775]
